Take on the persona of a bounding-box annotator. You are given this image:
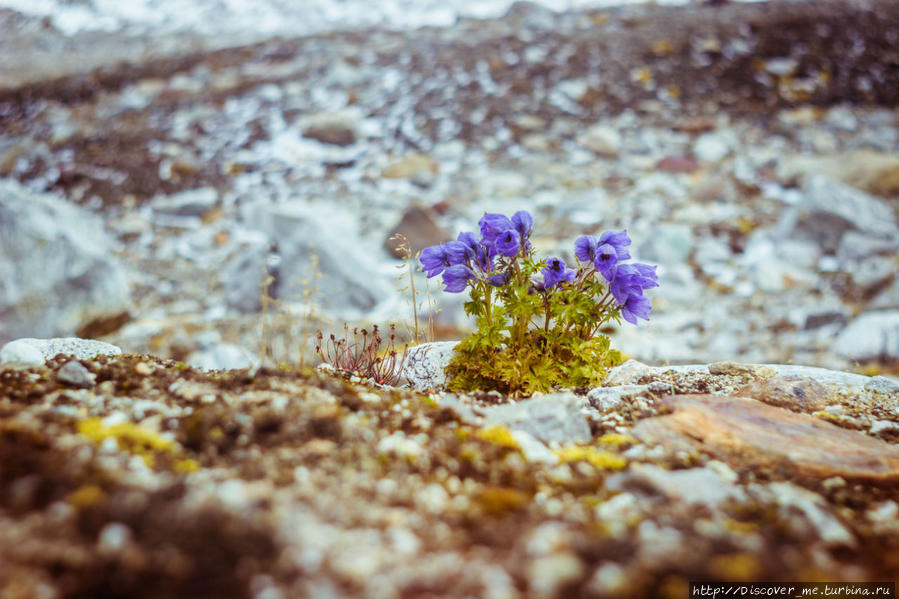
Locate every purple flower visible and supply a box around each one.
[474,240,494,273]
[511,210,533,242]
[457,232,479,254]
[574,235,599,263]
[488,272,511,287]
[442,265,475,293]
[420,244,450,278]
[542,256,577,289]
[479,213,514,244]
[594,243,618,281]
[610,263,658,305]
[495,229,521,257]
[620,292,652,325]
[599,229,631,261]
[443,240,471,265]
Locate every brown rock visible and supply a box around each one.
[672,116,716,133]
[733,376,835,413]
[381,152,439,183]
[384,206,451,258]
[632,395,899,483]
[656,155,699,174]
[778,151,899,197]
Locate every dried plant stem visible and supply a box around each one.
[259,273,276,367]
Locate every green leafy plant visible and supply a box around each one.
[420,211,658,396]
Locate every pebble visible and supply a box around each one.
[693,132,731,162]
[576,124,621,157]
[0,339,45,367]
[57,361,97,388]
[134,362,153,376]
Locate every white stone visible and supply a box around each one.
[834,310,899,361]
[693,132,731,162]
[607,464,746,509]
[0,339,45,367]
[866,376,899,394]
[152,187,218,216]
[511,430,559,465]
[482,393,591,444]
[870,420,899,436]
[0,180,132,342]
[97,522,132,555]
[187,343,258,370]
[57,360,96,388]
[402,341,457,390]
[576,124,621,157]
[225,201,396,320]
[0,337,122,366]
[765,482,855,546]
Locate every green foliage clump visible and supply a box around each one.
[422,211,658,396]
[444,257,622,395]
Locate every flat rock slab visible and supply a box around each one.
[0,337,122,367]
[608,361,876,390]
[632,394,899,483]
[732,376,836,413]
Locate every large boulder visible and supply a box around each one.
[778,175,898,254]
[0,180,131,343]
[223,201,396,320]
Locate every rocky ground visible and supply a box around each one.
[1,0,899,595]
[1,0,898,372]
[1,341,898,598]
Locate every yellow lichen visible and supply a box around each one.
[476,486,530,516]
[78,418,174,455]
[651,38,674,56]
[68,484,105,508]
[710,553,762,581]
[554,446,627,471]
[724,518,760,534]
[596,433,637,447]
[476,426,521,451]
[174,458,200,473]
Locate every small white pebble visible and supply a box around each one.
[97,522,132,554]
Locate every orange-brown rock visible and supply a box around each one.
[632,395,899,483]
[732,376,835,413]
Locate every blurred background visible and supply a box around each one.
[0,0,897,373]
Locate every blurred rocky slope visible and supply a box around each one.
[0,0,898,371]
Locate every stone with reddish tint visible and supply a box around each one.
[732,376,835,413]
[656,155,699,173]
[384,205,450,258]
[632,395,899,483]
